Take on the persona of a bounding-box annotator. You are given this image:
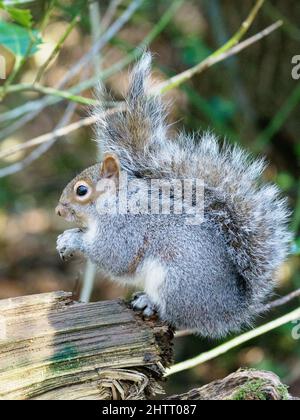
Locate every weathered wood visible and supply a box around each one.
[0,292,295,401]
[0,291,173,400]
[166,369,294,400]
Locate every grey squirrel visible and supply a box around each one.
[56,53,291,338]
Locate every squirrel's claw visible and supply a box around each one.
[131,292,157,318]
[58,247,74,261]
[56,228,82,262]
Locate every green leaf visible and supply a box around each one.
[0,1,33,28]
[0,21,41,57]
[5,7,33,28]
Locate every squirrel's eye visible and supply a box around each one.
[76,185,88,196]
[73,181,92,201]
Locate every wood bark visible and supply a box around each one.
[0,291,173,400]
[166,369,294,400]
[0,291,295,400]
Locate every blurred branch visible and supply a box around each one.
[264,289,300,311]
[0,101,78,177]
[101,0,123,33]
[0,107,124,175]
[0,0,183,131]
[81,259,97,303]
[0,1,281,177]
[4,16,278,113]
[212,0,265,55]
[39,0,56,34]
[0,0,182,169]
[0,107,123,162]
[89,0,102,76]
[0,18,280,173]
[156,0,268,93]
[155,20,283,94]
[6,0,273,105]
[4,83,99,105]
[0,0,56,99]
[80,0,102,304]
[0,0,144,137]
[34,14,81,84]
[204,0,257,129]
[2,0,35,4]
[0,33,37,100]
[167,306,300,376]
[58,0,144,88]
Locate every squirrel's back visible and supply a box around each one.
[94,53,291,311]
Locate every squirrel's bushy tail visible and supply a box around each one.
[95,52,168,175]
[95,53,292,308]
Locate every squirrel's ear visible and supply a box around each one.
[100,154,120,179]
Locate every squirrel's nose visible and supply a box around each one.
[55,204,65,217]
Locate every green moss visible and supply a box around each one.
[49,344,80,373]
[231,379,290,401]
[231,379,270,401]
[275,384,290,401]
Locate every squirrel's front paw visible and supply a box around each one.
[56,228,83,261]
[131,292,157,318]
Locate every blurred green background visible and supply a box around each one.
[0,0,299,397]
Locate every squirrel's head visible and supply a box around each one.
[55,154,120,227]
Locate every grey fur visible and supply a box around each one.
[57,53,292,338]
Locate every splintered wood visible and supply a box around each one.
[0,291,173,400]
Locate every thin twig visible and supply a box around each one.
[0,0,183,166]
[0,32,37,100]
[0,0,182,130]
[0,116,96,158]
[58,0,144,88]
[166,306,300,376]
[0,0,144,139]
[81,260,97,303]
[39,0,56,34]
[0,101,78,178]
[0,0,55,99]
[211,0,265,56]
[0,107,124,162]
[80,0,102,304]
[0,20,281,163]
[5,83,99,105]
[101,0,123,34]
[264,289,300,311]
[155,20,283,94]
[34,15,81,84]
[89,0,102,77]
[6,17,280,107]
[1,0,265,105]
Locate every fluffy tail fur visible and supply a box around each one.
[95,53,292,306]
[95,52,168,175]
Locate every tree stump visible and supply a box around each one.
[0,291,173,400]
[0,291,295,400]
[166,369,294,400]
